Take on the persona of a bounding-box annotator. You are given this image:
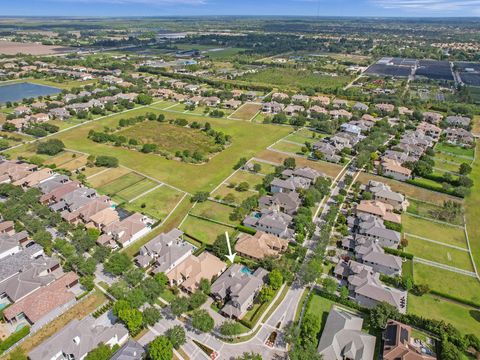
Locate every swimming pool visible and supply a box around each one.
[240,266,253,275]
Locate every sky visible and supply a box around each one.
[2,0,480,17]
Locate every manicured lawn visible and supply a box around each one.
[406,236,473,271]
[435,142,475,158]
[6,107,292,193]
[413,262,480,305]
[285,128,327,145]
[88,167,131,188]
[256,149,343,178]
[408,293,480,335]
[357,172,462,205]
[403,214,467,248]
[435,151,470,165]
[227,170,264,189]
[123,185,184,221]
[229,103,261,121]
[433,159,461,173]
[179,215,235,245]
[189,200,238,226]
[98,172,145,197]
[407,198,463,226]
[115,178,158,202]
[271,140,305,154]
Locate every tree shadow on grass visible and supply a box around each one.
[469,309,480,323]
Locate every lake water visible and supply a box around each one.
[0,82,62,103]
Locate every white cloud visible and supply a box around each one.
[373,0,480,11]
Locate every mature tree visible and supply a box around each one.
[339,285,349,300]
[191,191,209,202]
[80,275,95,291]
[252,163,262,173]
[126,288,147,308]
[118,308,143,335]
[268,269,283,290]
[199,278,211,295]
[189,291,207,310]
[459,162,472,175]
[369,302,399,329]
[259,286,275,303]
[37,139,65,155]
[142,306,162,326]
[104,253,131,276]
[170,296,189,317]
[124,268,145,287]
[283,157,296,169]
[191,309,214,332]
[95,155,119,168]
[85,343,112,360]
[148,336,173,360]
[322,277,338,294]
[165,325,186,349]
[219,320,243,336]
[300,313,321,346]
[140,277,165,304]
[441,341,462,360]
[289,342,322,360]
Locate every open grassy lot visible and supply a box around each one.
[434,151,470,165]
[407,198,463,226]
[98,172,145,197]
[5,290,107,359]
[6,107,292,193]
[87,167,131,188]
[357,172,462,205]
[435,142,475,158]
[247,160,278,175]
[46,151,78,167]
[465,141,480,274]
[229,103,261,120]
[150,101,178,109]
[212,184,257,204]
[227,170,264,189]
[180,215,235,245]
[239,68,352,91]
[403,213,467,248]
[406,236,473,271]
[256,149,343,178]
[82,166,107,178]
[433,158,462,173]
[59,155,88,171]
[408,293,480,335]
[115,178,158,202]
[123,185,184,221]
[205,47,246,60]
[270,140,304,154]
[413,262,480,304]
[189,200,237,226]
[45,119,78,131]
[116,121,219,155]
[29,78,97,90]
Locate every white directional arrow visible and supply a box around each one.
[224,231,236,263]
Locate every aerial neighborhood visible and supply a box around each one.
[0,13,478,360]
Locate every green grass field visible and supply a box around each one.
[180,215,235,245]
[87,167,132,188]
[123,185,184,221]
[115,178,158,202]
[407,198,463,226]
[465,141,480,275]
[434,151,469,165]
[406,236,473,271]
[189,200,238,226]
[227,170,264,189]
[408,293,480,335]
[435,142,475,158]
[403,213,467,248]
[413,262,480,304]
[6,107,292,193]
[229,103,261,120]
[239,68,352,91]
[270,140,305,154]
[98,172,145,197]
[212,184,258,204]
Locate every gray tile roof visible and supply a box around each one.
[0,244,45,283]
[110,339,145,360]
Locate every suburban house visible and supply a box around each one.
[12,167,54,188]
[366,181,409,212]
[354,239,402,276]
[375,103,395,113]
[223,99,242,109]
[313,141,341,163]
[317,306,376,360]
[134,228,194,272]
[417,122,442,140]
[0,220,15,236]
[28,316,129,360]
[270,177,311,193]
[3,272,79,325]
[243,209,294,239]
[0,231,30,259]
[211,264,268,319]
[292,94,309,103]
[262,101,284,114]
[352,102,369,112]
[311,95,330,106]
[271,92,289,101]
[334,260,407,313]
[422,111,443,124]
[356,200,402,224]
[281,166,323,184]
[330,109,352,120]
[284,104,305,116]
[445,127,474,146]
[234,231,289,260]
[340,123,362,136]
[110,339,146,360]
[102,213,152,248]
[445,115,471,128]
[166,252,226,293]
[352,213,401,248]
[259,191,301,215]
[383,320,436,359]
[86,207,120,230]
[381,158,412,181]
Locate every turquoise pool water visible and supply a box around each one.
[241,266,252,275]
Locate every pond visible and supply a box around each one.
[0,82,62,103]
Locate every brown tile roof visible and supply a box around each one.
[235,231,289,260]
